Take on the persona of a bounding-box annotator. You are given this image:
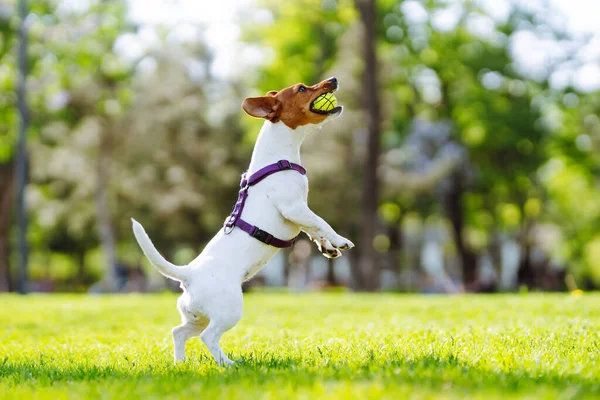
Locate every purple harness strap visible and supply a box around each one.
[223,160,306,248]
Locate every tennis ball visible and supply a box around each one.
[312,92,338,112]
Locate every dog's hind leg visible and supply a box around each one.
[200,293,243,367]
[200,320,238,366]
[172,320,207,363]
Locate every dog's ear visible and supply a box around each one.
[242,96,281,120]
[265,90,278,96]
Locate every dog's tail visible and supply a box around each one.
[131,218,187,282]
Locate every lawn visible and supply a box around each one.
[1,293,598,399]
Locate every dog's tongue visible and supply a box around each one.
[313,92,338,112]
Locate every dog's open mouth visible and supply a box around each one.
[310,90,342,115]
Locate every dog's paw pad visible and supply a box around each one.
[323,248,341,259]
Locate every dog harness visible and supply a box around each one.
[223,160,306,248]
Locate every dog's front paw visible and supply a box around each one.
[315,238,342,259]
[330,235,354,251]
[323,247,342,259]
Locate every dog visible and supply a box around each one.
[132,77,354,366]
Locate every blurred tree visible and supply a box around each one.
[378,2,558,288]
[2,0,597,293]
[26,0,134,290]
[542,91,600,288]
[0,162,13,291]
[15,0,31,293]
[251,0,588,290]
[243,0,368,287]
[114,40,249,262]
[246,0,356,91]
[27,14,250,288]
[355,0,381,291]
[0,0,53,291]
[0,0,16,291]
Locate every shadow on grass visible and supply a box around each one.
[1,352,598,395]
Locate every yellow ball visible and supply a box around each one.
[313,92,338,111]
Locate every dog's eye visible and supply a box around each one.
[298,86,306,92]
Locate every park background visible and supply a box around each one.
[1,0,600,294]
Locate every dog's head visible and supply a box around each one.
[242,77,343,129]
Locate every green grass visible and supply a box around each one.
[1,293,598,399]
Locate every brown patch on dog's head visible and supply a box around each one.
[242,77,342,129]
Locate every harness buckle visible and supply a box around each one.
[277,160,292,170]
[251,226,273,245]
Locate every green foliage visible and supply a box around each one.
[0,0,17,163]
[236,0,600,288]
[540,91,600,285]
[377,2,548,221]
[1,293,599,398]
[113,42,250,250]
[21,0,134,269]
[244,0,357,92]
[2,0,600,289]
[13,1,250,283]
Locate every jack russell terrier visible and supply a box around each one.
[132,77,354,366]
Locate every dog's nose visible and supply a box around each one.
[327,77,337,85]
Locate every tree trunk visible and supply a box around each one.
[444,173,477,286]
[0,162,14,292]
[356,0,381,291]
[326,258,336,286]
[347,236,363,290]
[95,152,118,292]
[388,221,402,283]
[15,0,30,294]
[282,247,291,287]
[488,230,502,280]
[517,242,534,288]
[517,220,535,288]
